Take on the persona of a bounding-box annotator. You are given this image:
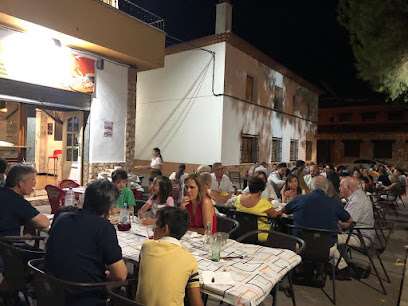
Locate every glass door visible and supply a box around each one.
[62,111,83,184]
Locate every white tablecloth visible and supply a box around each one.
[117,221,301,306]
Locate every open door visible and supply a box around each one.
[62,111,84,184]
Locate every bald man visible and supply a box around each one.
[303,165,320,189]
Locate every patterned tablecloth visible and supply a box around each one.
[117,220,301,306]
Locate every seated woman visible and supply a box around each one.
[234,177,281,241]
[243,171,278,202]
[352,169,366,190]
[181,174,216,234]
[139,176,173,225]
[382,174,402,200]
[281,174,302,203]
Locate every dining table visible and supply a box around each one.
[117,219,302,306]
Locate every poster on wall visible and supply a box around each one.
[103,121,113,138]
[0,28,95,94]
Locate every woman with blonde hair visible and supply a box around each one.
[181,174,217,234]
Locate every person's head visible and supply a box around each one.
[395,168,404,176]
[0,158,7,175]
[52,205,79,229]
[112,168,128,191]
[285,174,302,195]
[362,168,369,176]
[254,161,260,167]
[184,174,207,203]
[310,176,330,194]
[149,169,162,183]
[260,161,267,167]
[152,147,162,160]
[296,160,305,170]
[271,163,277,171]
[153,206,190,240]
[325,164,334,174]
[5,164,36,195]
[152,176,172,204]
[212,162,224,178]
[339,171,351,181]
[277,162,287,176]
[83,180,119,217]
[200,172,212,189]
[197,164,211,174]
[337,165,345,173]
[176,164,186,180]
[353,170,361,179]
[310,165,319,177]
[254,171,267,183]
[248,176,266,194]
[339,177,360,198]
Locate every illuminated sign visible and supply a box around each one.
[0,29,95,94]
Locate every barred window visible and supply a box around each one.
[273,86,283,110]
[306,141,313,161]
[290,140,298,161]
[373,140,393,159]
[271,138,282,162]
[241,134,259,163]
[343,140,361,157]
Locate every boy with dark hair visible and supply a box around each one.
[0,158,7,187]
[111,168,136,214]
[136,206,203,306]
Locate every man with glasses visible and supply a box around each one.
[210,162,233,204]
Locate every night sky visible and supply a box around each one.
[130,0,379,101]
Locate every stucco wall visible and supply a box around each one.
[222,44,318,165]
[135,42,226,165]
[89,60,128,163]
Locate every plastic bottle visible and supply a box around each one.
[203,222,213,250]
[65,187,75,207]
[118,203,131,231]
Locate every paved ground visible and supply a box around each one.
[35,197,408,306]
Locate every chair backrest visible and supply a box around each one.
[134,200,146,214]
[106,281,142,306]
[28,258,127,306]
[45,184,66,214]
[53,150,63,157]
[228,210,266,243]
[216,215,239,236]
[0,237,45,294]
[59,179,80,189]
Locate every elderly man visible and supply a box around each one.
[338,177,374,249]
[0,164,49,236]
[284,176,353,280]
[303,164,320,189]
[197,164,212,175]
[210,162,233,204]
[255,161,268,175]
[268,162,287,198]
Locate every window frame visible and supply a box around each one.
[372,140,393,159]
[271,137,283,162]
[290,139,299,161]
[306,141,313,161]
[240,133,259,164]
[343,140,361,158]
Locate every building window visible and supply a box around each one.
[245,75,256,102]
[290,139,298,161]
[343,140,361,157]
[361,112,376,122]
[274,86,283,110]
[373,140,393,159]
[388,111,404,121]
[271,137,282,162]
[241,133,259,163]
[306,141,313,161]
[338,113,352,122]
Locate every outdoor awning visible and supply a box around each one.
[0,78,92,111]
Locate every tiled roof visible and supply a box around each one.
[166,32,324,95]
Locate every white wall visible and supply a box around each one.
[89,61,128,163]
[135,43,226,165]
[222,44,318,165]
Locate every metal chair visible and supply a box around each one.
[229,171,242,189]
[59,179,80,189]
[28,258,134,306]
[215,215,239,236]
[45,184,66,213]
[348,221,394,295]
[0,236,46,306]
[227,210,270,244]
[105,280,141,306]
[237,230,305,306]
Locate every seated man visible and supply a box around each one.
[0,158,7,188]
[338,177,375,248]
[303,164,320,189]
[283,176,353,280]
[268,162,287,199]
[0,164,49,236]
[44,180,127,306]
[210,162,233,204]
[136,206,203,306]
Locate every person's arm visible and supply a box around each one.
[209,189,231,204]
[270,173,285,188]
[202,197,215,231]
[280,184,287,203]
[264,207,281,218]
[267,183,278,201]
[107,259,127,281]
[30,213,50,229]
[139,199,153,213]
[187,287,204,306]
[383,182,397,191]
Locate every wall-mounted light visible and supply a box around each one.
[0,101,7,113]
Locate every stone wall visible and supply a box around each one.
[82,67,137,185]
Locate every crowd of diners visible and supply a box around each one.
[0,151,406,305]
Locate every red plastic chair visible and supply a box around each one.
[47,150,63,177]
[45,185,66,214]
[59,179,80,189]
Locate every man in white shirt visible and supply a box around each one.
[248,161,260,177]
[304,165,320,189]
[210,163,233,204]
[268,162,287,199]
[255,161,268,174]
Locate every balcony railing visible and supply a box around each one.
[100,0,165,31]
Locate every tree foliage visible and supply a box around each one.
[338,0,408,100]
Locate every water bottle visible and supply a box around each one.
[118,203,131,231]
[203,222,213,250]
[65,187,75,207]
[211,234,222,262]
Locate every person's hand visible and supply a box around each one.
[110,207,120,215]
[180,196,191,208]
[142,218,156,226]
